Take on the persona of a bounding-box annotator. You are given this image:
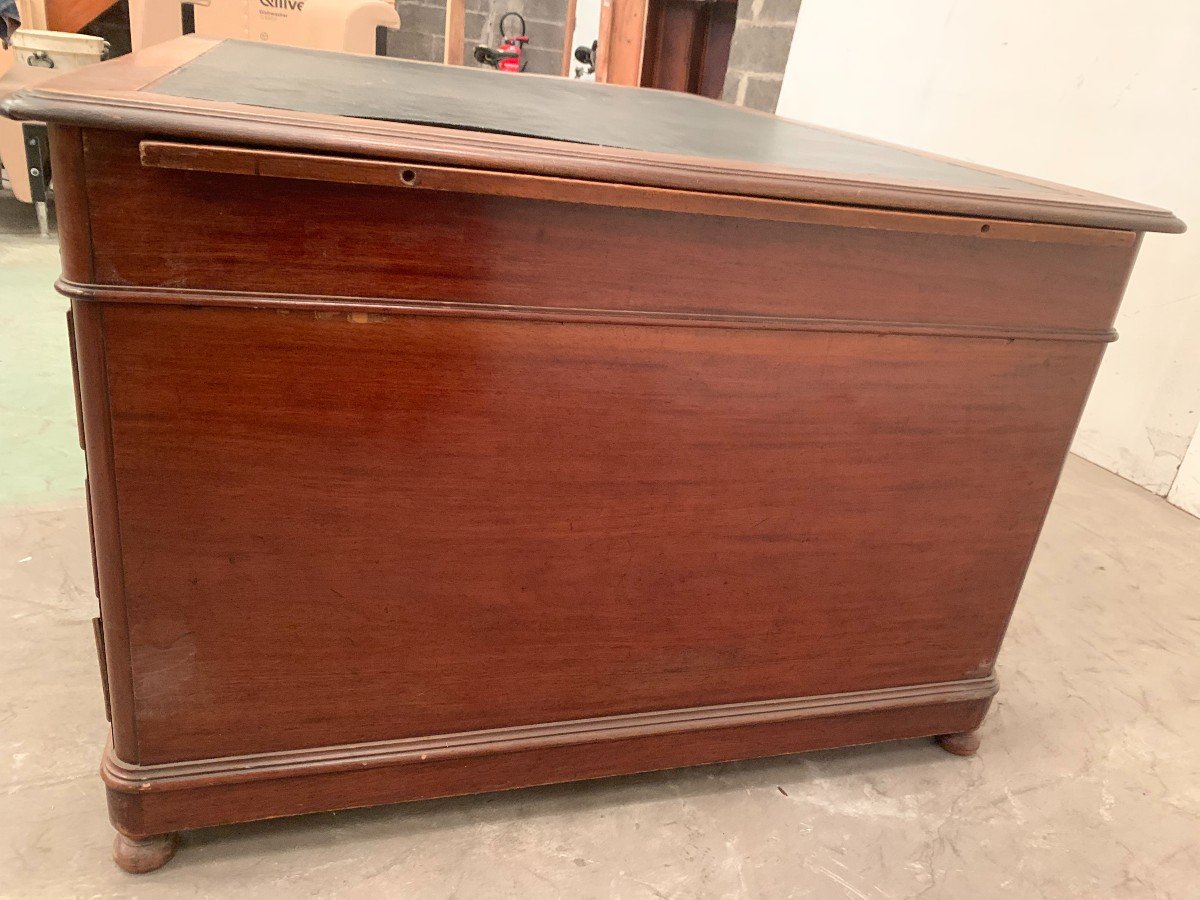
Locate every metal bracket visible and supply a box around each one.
[21,123,51,237]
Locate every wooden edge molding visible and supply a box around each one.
[56,281,1119,344]
[1,88,1185,236]
[71,303,142,762]
[0,33,1175,233]
[137,140,1135,247]
[102,675,999,793]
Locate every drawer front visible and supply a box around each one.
[75,129,1138,337]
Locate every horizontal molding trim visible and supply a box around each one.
[136,139,1136,248]
[59,281,1117,344]
[103,675,998,792]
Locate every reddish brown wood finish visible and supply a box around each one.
[105,697,991,839]
[937,730,983,757]
[2,42,1178,868]
[112,832,178,874]
[97,303,1093,766]
[81,131,1137,335]
[640,0,736,99]
[596,0,649,87]
[45,0,114,34]
[49,132,1143,861]
[47,126,94,283]
[134,139,1136,250]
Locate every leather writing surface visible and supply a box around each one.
[151,39,1052,196]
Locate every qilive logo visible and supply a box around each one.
[260,0,304,9]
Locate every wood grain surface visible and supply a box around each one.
[78,131,1138,335]
[105,697,992,838]
[91,302,1100,765]
[24,87,1166,855]
[134,139,1137,249]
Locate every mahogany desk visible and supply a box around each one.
[1,37,1183,873]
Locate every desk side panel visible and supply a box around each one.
[96,303,1103,764]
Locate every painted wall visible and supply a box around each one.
[1168,433,1200,517]
[569,0,602,79]
[776,0,1200,515]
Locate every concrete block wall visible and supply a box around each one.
[388,0,448,62]
[722,0,803,112]
[386,0,568,76]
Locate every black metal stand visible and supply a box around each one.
[22,123,52,238]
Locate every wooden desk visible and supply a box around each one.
[1,37,1182,873]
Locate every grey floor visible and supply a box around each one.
[2,193,1198,898]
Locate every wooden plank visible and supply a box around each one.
[45,0,111,34]
[443,0,465,65]
[17,32,1182,871]
[4,37,1183,233]
[137,140,1134,247]
[97,301,1082,764]
[105,697,992,836]
[71,300,140,762]
[596,0,647,86]
[84,131,1139,337]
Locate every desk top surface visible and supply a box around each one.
[1,37,1182,234]
[148,42,1040,197]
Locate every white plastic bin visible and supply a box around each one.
[1,28,107,233]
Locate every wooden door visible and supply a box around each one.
[640,0,736,98]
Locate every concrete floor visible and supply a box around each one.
[1,192,1198,898]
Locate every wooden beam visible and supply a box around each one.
[44,0,112,34]
[595,0,646,86]
[560,0,578,77]
[443,0,466,66]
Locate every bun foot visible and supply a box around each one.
[936,730,981,757]
[113,832,178,874]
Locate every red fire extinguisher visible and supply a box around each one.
[473,12,529,72]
